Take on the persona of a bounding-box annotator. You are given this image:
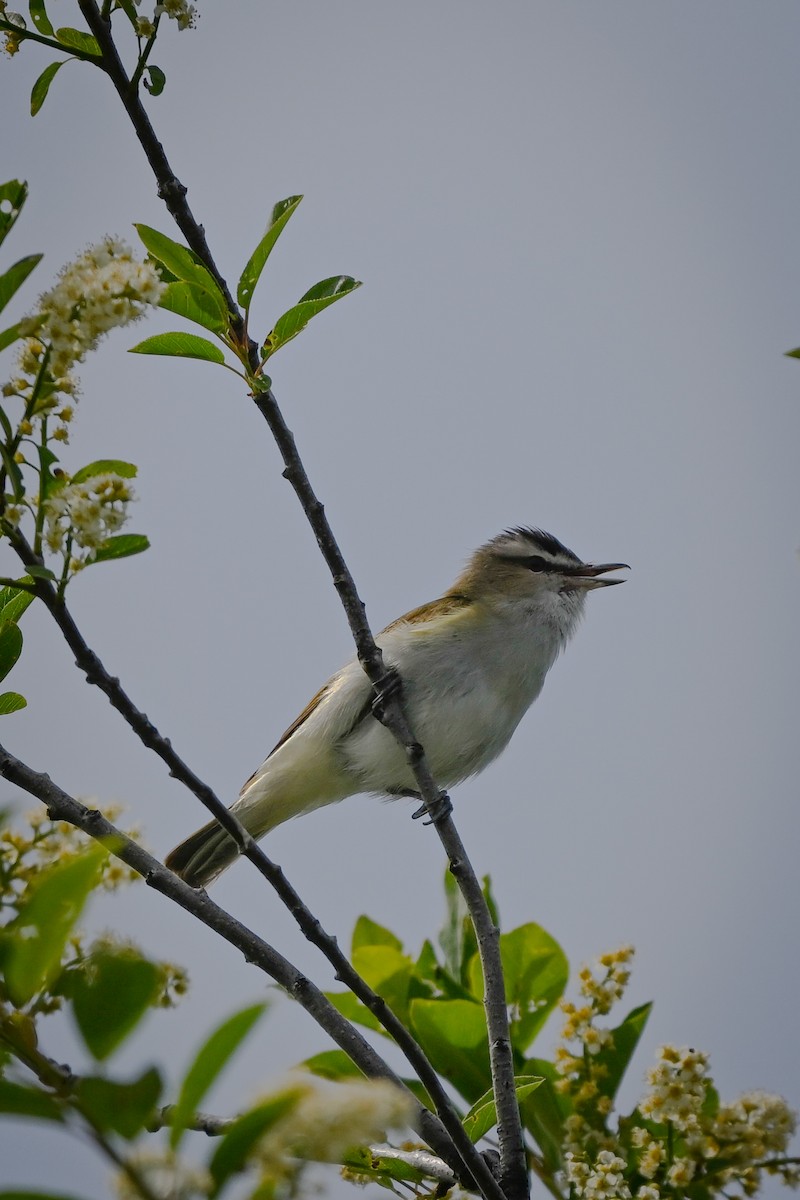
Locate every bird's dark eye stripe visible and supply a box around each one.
[510,554,561,573]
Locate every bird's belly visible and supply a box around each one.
[340,663,543,793]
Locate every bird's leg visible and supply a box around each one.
[371,667,403,722]
[412,790,453,825]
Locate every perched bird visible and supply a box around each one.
[167,528,628,887]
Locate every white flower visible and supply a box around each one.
[639,1045,709,1133]
[44,473,135,560]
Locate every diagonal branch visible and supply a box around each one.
[53,6,529,1195]
[1,528,502,1200]
[0,745,479,1184]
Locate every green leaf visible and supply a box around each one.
[0,255,42,315]
[785,347,800,359]
[170,1002,266,1150]
[134,225,228,313]
[262,275,361,360]
[352,914,404,954]
[0,622,22,683]
[325,989,387,1036]
[409,998,490,1102]
[462,1075,543,1143]
[30,61,65,117]
[90,534,150,564]
[237,194,303,310]
[24,564,56,582]
[300,1050,365,1082]
[0,580,36,627]
[143,64,166,96]
[70,459,138,484]
[0,322,25,353]
[344,1146,431,1189]
[0,181,28,248]
[158,280,228,335]
[0,692,27,715]
[0,442,24,501]
[129,331,225,364]
[4,847,105,1005]
[597,1002,652,1101]
[70,947,161,1060]
[520,1058,569,1172]
[76,1068,162,1139]
[209,1089,304,1194]
[54,26,100,55]
[0,1193,87,1200]
[28,0,54,36]
[351,943,417,1025]
[0,1079,63,1122]
[467,923,568,1052]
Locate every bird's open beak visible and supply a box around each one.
[564,562,631,590]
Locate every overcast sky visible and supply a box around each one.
[2,3,799,1196]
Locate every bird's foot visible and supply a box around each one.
[371,668,402,722]
[412,790,453,825]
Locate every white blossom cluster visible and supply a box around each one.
[639,1045,710,1132]
[134,0,197,37]
[43,473,134,565]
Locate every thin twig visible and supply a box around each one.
[44,5,528,1194]
[2,526,502,1200]
[0,744,504,1195]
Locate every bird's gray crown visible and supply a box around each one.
[488,527,582,569]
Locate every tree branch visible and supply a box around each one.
[40,6,530,1194]
[0,743,514,1199]
[2,528,502,1200]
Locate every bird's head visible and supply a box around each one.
[456,527,629,623]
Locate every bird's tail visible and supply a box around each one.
[165,819,241,889]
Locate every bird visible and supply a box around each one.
[166,527,628,887]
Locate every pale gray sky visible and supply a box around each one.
[1,2,799,1196]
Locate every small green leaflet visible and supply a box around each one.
[54,26,101,56]
[237,194,303,310]
[91,534,150,565]
[30,61,66,117]
[129,331,226,364]
[0,255,43,314]
[462,1076,543,1143]
[71,459,137,484]
[0,181,28,247]
[158,280,228,335]
[134,225,228,315]
[262,275,361,361]
[0,692,26,715]
[169,1003,267,1150]
[144,65,166,96]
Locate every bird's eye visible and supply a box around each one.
[522,555,554,573]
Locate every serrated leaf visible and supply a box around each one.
[4,847,105,1005]
[0,692,26,715]
[462,1076,543,1143]
[76,1069,162,1139]
[209,1090,304,1194]
[158,280,228,335]
[0,255,42,315]
[0,181,28,248]
[90,534,150,564]
[70,459,137,484]
[134,225,228,311]
[129,331,225,364]
[70,947,161,1060]
[170,1003,266,1150]
[30,61,65,117]
[54,26,100,55]
[0,622,23,684]
[262,275,361,360]
[143,64,166,95]
[237,194,303,310]
[28,0,54,35]
[0,1079,63,1122]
